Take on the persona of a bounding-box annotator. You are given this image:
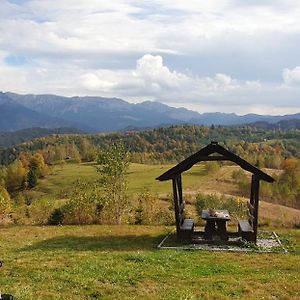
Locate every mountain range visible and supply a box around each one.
[1,91,300,132]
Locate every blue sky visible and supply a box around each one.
[0,0,300,115]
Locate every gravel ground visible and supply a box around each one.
[158,231,287,253]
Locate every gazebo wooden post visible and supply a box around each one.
[252,175,260,243]
[177,175,183,206]
[172,177,181,236]
[250,175,255,206]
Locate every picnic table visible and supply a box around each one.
[201,209,230,241]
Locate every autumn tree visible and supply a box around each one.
[78,137,97,162]
[66,142,81,163]
[97,142,130,224]
[6,160,27,192]
[0,185,12,218]
[26,153,48,188]
[29,153,48,178]
[280,159,300,190]
[278,158,300,205]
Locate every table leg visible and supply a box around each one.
[204,220,216,240]
[216,220,228,241]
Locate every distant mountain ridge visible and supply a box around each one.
[1,91,300,132]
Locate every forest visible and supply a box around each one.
[1,124,300,166]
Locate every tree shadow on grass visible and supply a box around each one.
[21,234,164,252]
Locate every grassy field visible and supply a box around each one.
[29,162,300,227]
[2,163,300,299]
[31,162,237,200]
[0,225,299,300]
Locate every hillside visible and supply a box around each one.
[2,92,300,132]
[0,127,84,148]
[248,119,300,129]
[1,124,299,166]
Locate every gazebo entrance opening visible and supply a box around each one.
[156,141,275,244]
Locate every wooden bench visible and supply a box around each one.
[177,203,194,240]
[179,218,194,240]
[238,201,255,242]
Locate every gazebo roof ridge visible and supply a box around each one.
[156,141,275,183]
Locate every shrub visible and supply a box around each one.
[204,161,220,174]
[48,208,64,225]
[63,180,104,225]
[28,198,54,225]
[133,189,174,225]
[196,192,247,220]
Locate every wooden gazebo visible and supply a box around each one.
[156,141,275,243]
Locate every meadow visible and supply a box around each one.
[29,162,300,227]
[0,225,299,300]
[1,162,300,299]
[30,162,237,200]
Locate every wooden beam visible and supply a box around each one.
[178,202,184,215]
[194,156,230,161]
[177,175,183,205]
[252,176,260,243]
[250,175,255,206]
[172,178,181,235]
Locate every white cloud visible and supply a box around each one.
[282,66,300,85]
[78,55,242,99]
[0,1,300,114]
[134,54,189,90]
[80,73,117,92]
[78,54,289,108]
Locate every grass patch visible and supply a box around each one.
[0,225,299,299]
[31,163,213,200]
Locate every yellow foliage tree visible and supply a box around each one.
[29,153,48,178]
[0,186,12,217]
[6,160,27,192]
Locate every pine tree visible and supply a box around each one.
[27,168,38,188]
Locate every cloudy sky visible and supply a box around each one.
[1,0,300,115]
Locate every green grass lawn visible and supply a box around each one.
[0,225,299,299]
[32,162,235,201]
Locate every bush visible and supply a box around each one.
[133,189,174,225]
[196,193,247,220]
[48,208,64,225]
[204,161,220,173]
[63,180,103,225]
[28,198,54,225]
